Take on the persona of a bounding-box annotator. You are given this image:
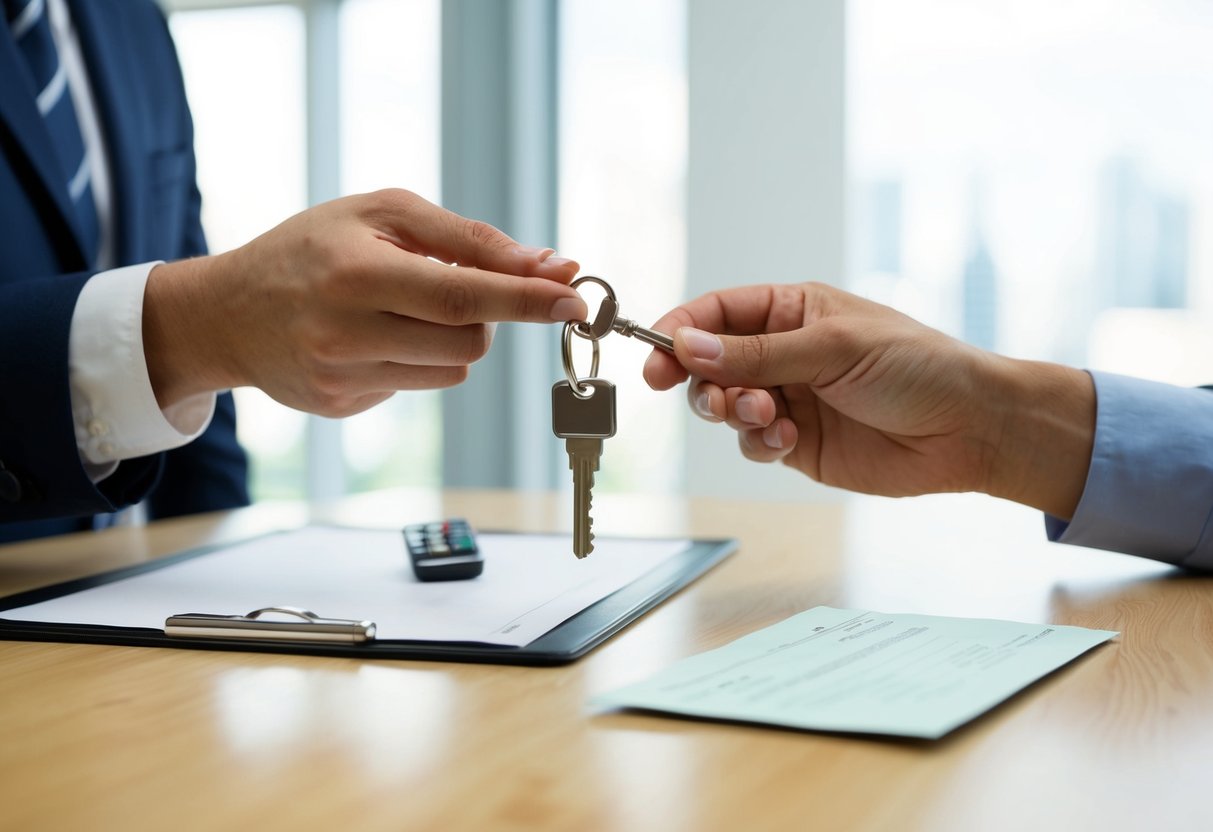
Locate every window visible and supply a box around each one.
[338,0,443,493]
[169,6,309,500]
[166,0,690,501]
[558,0,688,494]
[850,0,1213,386]
[169,0,441,500]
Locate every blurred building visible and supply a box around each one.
[858,179,903,275]
[961,181,998,351]
[1094,156,1189,310]
[961,227,998,351]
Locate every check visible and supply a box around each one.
[593,606,1117,739]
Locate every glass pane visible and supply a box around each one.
[339,0,443,492]
[559,0,687,494]
[170,7,307,257]
[170,7,308,500]
[850,0,1213,386]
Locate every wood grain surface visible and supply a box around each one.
[0,488,1209,832]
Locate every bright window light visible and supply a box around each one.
[170,6,309,500]
[850,0,1213,386]
[339,0,443,493]
[559,0,687,495]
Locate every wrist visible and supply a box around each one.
[143,254,241,408]
[982,357,1096,519]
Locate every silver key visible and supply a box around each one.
[581,295,674,353]
[552,378,616,558]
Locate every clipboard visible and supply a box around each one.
[0,528,736,665]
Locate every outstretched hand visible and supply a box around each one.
[144,189,586,417]
[643,282,1095,519]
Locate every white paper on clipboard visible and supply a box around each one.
[3,527,691,647]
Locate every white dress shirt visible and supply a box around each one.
[48,0,217,482]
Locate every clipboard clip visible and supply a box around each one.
[165,606,377,644]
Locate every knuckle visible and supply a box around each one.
[464,219,503,247]
[307,364,353,408]
[303,325,349,364]
[372,187,416,213]
[458,324,493,364]
[738,333,772,379]
[437,276,480,325]
[813,316,858,354]
[309,246,371,303]
[513,286,542,321]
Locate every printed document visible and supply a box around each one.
[593,606,1116,738]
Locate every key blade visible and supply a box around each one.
[568,444,598,558]
[565,437,602,469]
[574,458,594,558]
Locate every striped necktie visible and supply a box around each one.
[4,0,100,267]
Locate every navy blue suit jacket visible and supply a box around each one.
[0,0,249,542]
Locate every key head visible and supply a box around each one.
[585,296,619,339]
[552,379,617,439]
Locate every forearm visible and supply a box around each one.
[983,357,1096,520]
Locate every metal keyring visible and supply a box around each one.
[562,320,599,399]
[568,275,616,341]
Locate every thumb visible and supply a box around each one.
[673,326,836,388]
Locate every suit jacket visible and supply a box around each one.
[0,0,249,542]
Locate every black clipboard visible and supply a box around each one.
[0,529,736,666]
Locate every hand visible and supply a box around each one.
[643,282,1095,519]
[143,189,586,417]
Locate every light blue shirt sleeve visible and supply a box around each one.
[1045,371,1213,570]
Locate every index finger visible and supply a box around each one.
[370,250,588,325]
[359,188,580,284]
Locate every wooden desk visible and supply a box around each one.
[0,489,1209,832]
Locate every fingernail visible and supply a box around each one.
[693,391,716,421]
[680,327,722,361]
[514,245,555,261]
[735,393,761,426]
[763,423,784,449]
[550,296,587,322]
[543,256,575,268]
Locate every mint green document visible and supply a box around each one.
[593,607,1117,739]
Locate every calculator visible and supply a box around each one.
[403,519,484,581]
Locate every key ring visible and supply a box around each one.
[568,275,616,341]
[561,320,599,399]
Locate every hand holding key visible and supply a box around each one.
[144,189,586,417]
[642,281,1096,521]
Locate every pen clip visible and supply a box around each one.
[165,606,377,644]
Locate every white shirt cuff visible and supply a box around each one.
[69,262,217,480]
